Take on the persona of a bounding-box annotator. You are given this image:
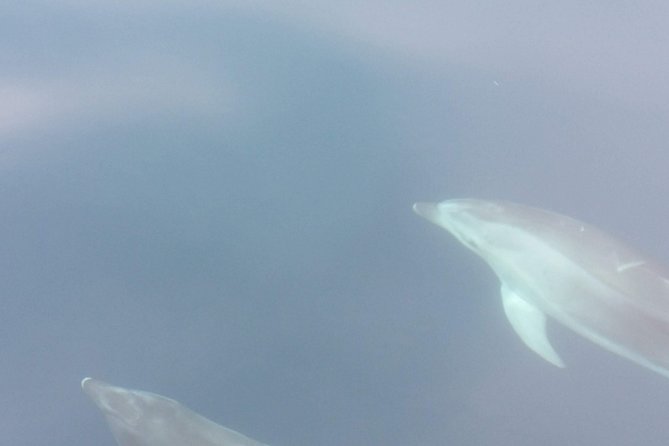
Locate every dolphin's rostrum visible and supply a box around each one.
[414,199,669,378]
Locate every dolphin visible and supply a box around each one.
[413,199,669,378]
[81,377,268,446]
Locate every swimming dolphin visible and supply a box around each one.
[413,199,669,378]
[81,377,268,446]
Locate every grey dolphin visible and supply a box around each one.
[414,199,669,378]
[82,377,268,446]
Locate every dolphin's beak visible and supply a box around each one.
[412,202,439,223]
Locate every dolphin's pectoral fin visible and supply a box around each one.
[500,284,565,368]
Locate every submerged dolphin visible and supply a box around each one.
[82,377,268,446]
[413,199,669,378]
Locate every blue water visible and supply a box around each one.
[4,2,669,445]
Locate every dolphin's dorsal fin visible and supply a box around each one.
[500,284,565,368]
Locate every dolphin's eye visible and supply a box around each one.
[462,236,479,250]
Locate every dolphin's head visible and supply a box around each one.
[82,377,182,444]
[82,377,143,424]
[82,377,175,424]
[413,199,515,256]
[82,377,270,446]
[413,198,591,280]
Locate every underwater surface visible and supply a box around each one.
[4,1,669,445]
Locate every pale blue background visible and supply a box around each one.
[4,2,669,445]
